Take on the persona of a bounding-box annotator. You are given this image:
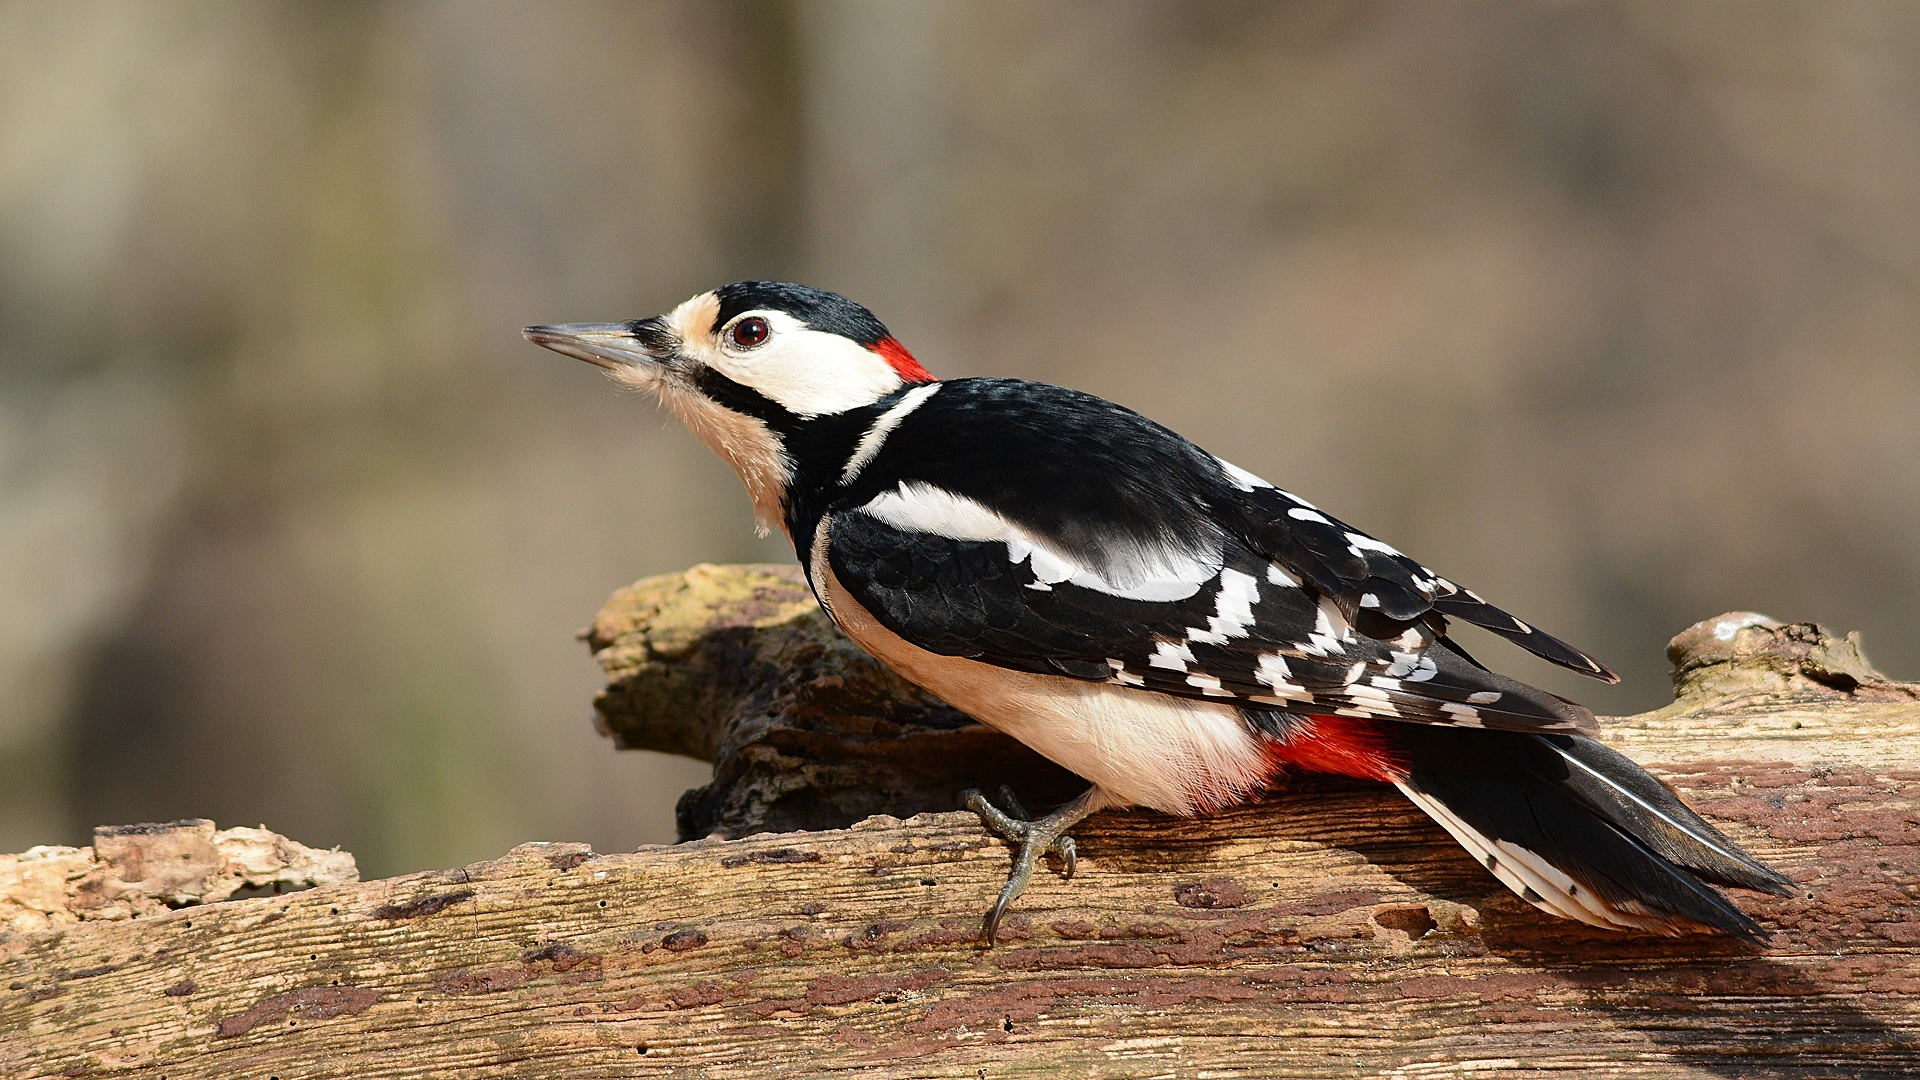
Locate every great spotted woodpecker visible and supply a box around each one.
[528,282,1792,943]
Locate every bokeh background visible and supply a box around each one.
[3,1,1916,878]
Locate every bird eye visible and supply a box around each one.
[729,317,770,349]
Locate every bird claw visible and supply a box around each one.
[962,787,1075,864]
[996,785,1030,821]
[961,786,1098,945]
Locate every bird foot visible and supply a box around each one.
[962,785,1100,945]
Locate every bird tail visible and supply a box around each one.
[1381,725,1795,941]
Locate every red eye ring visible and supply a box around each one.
[730,316,770,349]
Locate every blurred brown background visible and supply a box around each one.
[2,1,1915,878]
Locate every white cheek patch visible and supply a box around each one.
[857,481,1223,602]
[689,310,906,417]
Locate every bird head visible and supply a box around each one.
[526,281,934,534]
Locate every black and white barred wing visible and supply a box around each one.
[825,485,1600,736]
[1207,460,1617,684]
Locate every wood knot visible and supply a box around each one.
[1173,878,1249,908]
[1666,613,1911,703]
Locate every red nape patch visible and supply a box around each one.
[870,336,935,383]
[1263,715,1408,784]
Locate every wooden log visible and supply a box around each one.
[4,566,1919,1078]
[584,563,1084,841]
[1,820,358,936]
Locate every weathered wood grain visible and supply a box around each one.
[3,573,1917,1079]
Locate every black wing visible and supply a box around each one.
[827,378,1615,686]
[817,377,1614,732]
[826,503,1600,736]
[1206,469,1616,683]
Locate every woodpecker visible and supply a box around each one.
[528,282,1792,944]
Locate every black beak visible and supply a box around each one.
[523,318,674,370]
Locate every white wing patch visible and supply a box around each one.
[1297,597,1353,657]
[1214,457,1273,491]
[862,481,1008,538]
[858,480,1224,602]
[1149,640,1195,671]
[1383,651,1419,678]
[1186,568,1260,645]
[1253,652,1310,703]
[1345,531,1402,557]
[848,483,1578,737]
[818,555,1268,816]
[1186,672,1234,697]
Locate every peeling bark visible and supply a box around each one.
[0,819,357,934]
[4,567,1919,1078]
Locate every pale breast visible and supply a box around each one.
[812,517,1273,815]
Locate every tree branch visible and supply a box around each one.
[5,566,1918,1078]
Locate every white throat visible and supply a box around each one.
[656,381,792,537]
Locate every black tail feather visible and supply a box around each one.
[1542,736,1794,895]
[1390,725,1789,942]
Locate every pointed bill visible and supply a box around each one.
[523,321,669,370]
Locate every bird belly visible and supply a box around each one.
[819,564,1271,815]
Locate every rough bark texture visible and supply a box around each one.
[1,820,358,935]
[5,567,1919,1078]
[585,563,1083,841]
